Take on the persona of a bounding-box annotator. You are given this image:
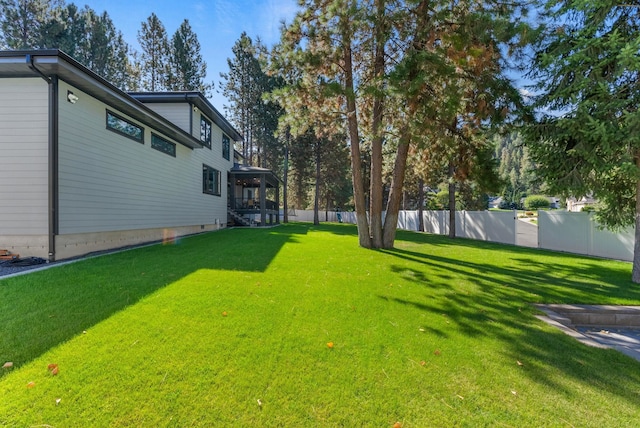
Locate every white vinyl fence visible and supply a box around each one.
[293,209,517,245]
[290,209,633,262]
[404,210,517,245]
[538,211,633,262]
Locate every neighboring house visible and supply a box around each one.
[567,196,596,212]
[0,49,279,261]
[488,196,502,209]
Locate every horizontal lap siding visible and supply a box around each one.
[143,103,191,133]
[0,78,49,235]
[57,82,228,234]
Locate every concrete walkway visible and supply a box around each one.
[535,304,640,362]
[516,218,538,248]
[576,327,640,361]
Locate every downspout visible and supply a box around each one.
[187,94,193,136]
[28,55,58,262]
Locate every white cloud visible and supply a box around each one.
[257,0,299,45]
[519,88,535,99]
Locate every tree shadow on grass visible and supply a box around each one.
[0,225,308,378]
[385,246,638,303]
[377,241,640,408]
[289,223,640,407]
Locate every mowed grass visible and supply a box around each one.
[1,223,639,426]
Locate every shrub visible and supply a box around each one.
[524,195,550,210]
[499,200,520,210]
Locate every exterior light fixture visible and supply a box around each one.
[67,90,78,104]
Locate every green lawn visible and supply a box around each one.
[1,223,639,426]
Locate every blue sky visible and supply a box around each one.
[80,0,300,112]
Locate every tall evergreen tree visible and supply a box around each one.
[83,10,132,89]
[40,3,87,57]
[168,19,210,94]
[221,33,261,162]
[272,0,529,248]
[0,0,61,49]
[221,32,284,172]
[318,134,352,213]
[1,2,134,90]
[494,132,538,207]
[287,130,315,210]
[525,1,640,282]
[254,67,284,171]
[106,29,136,90]
[138,13,169,91]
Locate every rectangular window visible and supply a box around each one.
[222,134,230,160]
[200,115,212,148]
[203,164,221,196]
[151,133,176,157]
[106,110,144,143]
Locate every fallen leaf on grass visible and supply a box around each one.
[434,349,441,356]
[420,361,426,366]
[511,390,517,396]
[222,311,228,317]
[2,362,13,369]
[257,399,263,407]
[327,342,334,349]
[393,422,402,428]
[48,364,59,375]
[517,360,524,366]
[56,398,61,406]
[27,382,35,388]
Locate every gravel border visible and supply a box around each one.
[0,240,164,280]
[0,260,55,278]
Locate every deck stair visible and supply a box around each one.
[227,208,251,227]
[0,249,19,260]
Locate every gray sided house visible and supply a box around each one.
[0,49,278,261]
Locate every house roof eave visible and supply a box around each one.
[230,164,282,187]
[128,92,243,142]
[0,50,204,150]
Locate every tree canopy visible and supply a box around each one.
[270,0,529,248]
[525,1,640,281]
[137,13,170,91]
[0,3,212,95]
[167,19,210,94]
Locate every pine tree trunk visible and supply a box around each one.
[418,178,425,232]
[283,135,289,223]
[448,162,456,239]
[342,18,371,248]
[633,156,640,283]
[370,0,385,248]
[381,0,427,248]
[326,194,330,222]
[382,139,410,248]
[313,141,320,226]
